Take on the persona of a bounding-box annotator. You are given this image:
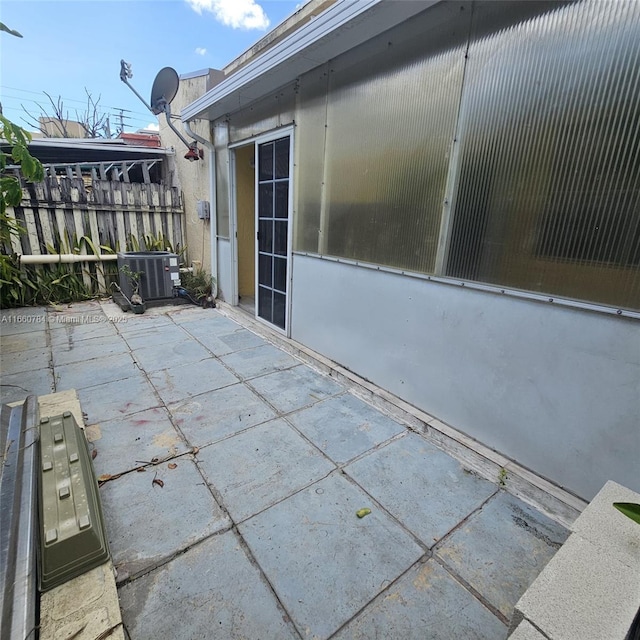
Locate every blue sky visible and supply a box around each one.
[1,0,301,134]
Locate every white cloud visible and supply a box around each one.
[186,0,270,30]
[145,122,160,131]
[195,47,207,56]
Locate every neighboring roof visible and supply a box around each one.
[181,0,438,122]
[119,132,162,148]
[180,69,216,81]
[5,137,172,165]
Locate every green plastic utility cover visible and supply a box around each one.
[37,412,110,592]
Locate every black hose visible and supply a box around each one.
[173,286,201,306]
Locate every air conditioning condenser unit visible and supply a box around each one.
[117,251,180,301]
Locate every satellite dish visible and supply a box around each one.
[150,67,179,115]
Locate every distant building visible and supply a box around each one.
[38,117,86,138]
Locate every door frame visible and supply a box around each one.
[228,125,295,336]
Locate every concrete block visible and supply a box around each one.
[509,619,549,640]
[39,390,85,428]
[570,480,640,569]
[513,534,639,640]
[39,562,124,640]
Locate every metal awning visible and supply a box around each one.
[2,138,172,165]
[181,0,437,123]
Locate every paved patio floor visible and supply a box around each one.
[0,301,569,640]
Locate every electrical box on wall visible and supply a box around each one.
[197,200,210,220]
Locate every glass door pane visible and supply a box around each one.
[257,136,290,330]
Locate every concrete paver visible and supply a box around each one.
[239,472,425,640]
[52,333,129,366]
[129,337,212,372]
[345,432,497,546]
[333,559,508,640]
[216,327,269,352]
[49,320,119,345]
[220,343,299,379]
[78,375,160,424]
[248,364,343,414]
[0,302,574,639]
[173,312,240,332]
[435,491,569,618]
[114,314,175,334]
[55,351,140,390]
[119,324,187,350]
[197,418,335,522]
[168,383,276,447]
[1,346,51,375]
[288,393,406,464]
[100,458,231,582]
[0,368,54,405]
[0,308,47,336]
[178,315,252,355]
[118,530,300,640]
[148,357,239,405]
[39,562,125,640]
[87,407,189,477]
[1,330,48,353]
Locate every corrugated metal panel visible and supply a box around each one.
[227,84,296,144]
[0,397,39,640]
[214,122,231,238]
[447,0,640,310]
[318,40,467,273]
[294,67,330,254]
[181,0,438,122]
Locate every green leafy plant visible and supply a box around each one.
[613,503,640,525]
[180,268,214,301]
[125,232,185,260]
[119,264,144,297]
[1,115,44,308]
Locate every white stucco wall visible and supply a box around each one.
[290,253,640,501]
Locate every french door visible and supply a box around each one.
[256,135,291,331]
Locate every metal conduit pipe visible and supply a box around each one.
[183,120,218,298]
[0,396,39,640]
[19,254,118,265]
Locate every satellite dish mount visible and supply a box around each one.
[119,60,201,161]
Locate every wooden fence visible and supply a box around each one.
[5,160,184,291]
